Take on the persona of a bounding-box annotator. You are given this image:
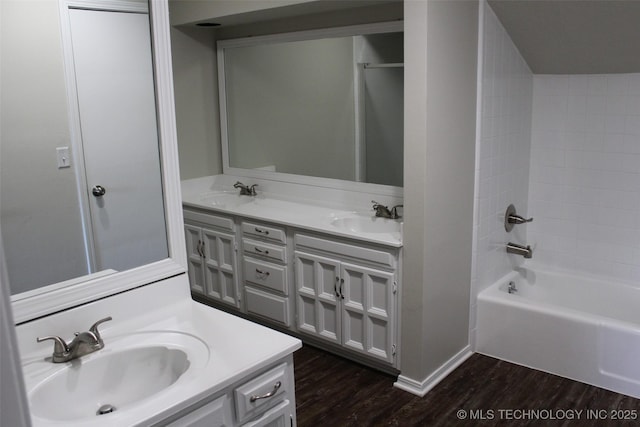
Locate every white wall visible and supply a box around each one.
[528,73,640,282]
[399,0,477,394]
[1,0,88,293]
[0,239,31,427]
[170,25,222,180]
[0,3,32,419]
[471,0,533,310]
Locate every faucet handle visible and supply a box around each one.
[89,316,112,340]
[391,204,404,219]
[36,335,69,357]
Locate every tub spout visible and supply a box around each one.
[506,242,533,259]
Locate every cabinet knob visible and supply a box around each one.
[255,268,270,278]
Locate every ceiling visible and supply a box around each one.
[488,0,640,74]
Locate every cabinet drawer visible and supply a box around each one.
[242,221,286,244]
[243,258,288,294]
[245,287,290,326]
[234,363,289,424]
[184,209,235,232]
[294,233,396,269]
[243,239,287,263]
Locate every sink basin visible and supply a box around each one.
[331,215,402,234]
[26,332,209,422]
[199,191,254,209]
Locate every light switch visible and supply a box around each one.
[56,147,71,168]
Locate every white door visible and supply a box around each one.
[69,8,167,272]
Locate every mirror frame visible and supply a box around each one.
[10,0,186,324]
[217,21,404,197]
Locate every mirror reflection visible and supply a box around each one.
[1,0,168,296]
[220,29,403,187]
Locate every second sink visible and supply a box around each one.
[331,214,402,234]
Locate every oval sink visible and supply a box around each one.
[199,192,254,209]
[331,215,402,234]
[29,344,195,421]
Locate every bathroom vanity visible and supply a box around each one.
[17,276,301,427]
[182,175,403,371]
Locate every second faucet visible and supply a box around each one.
[234,181,258,196]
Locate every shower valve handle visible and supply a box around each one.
[508,214,533,225]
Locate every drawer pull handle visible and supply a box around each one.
[256,268,271,277]
[254,227,270,235]
[255,247,269,255]
[250,381,281,402]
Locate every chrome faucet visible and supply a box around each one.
[234,181,258,196]
[36,316,112,363]
[506,242,533,259]
[372,201,403,219]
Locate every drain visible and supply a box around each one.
[96,404,116,415]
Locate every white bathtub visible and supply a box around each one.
[477,265,640,398]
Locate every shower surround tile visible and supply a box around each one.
[528,73,640,283]
[472,2,533,300]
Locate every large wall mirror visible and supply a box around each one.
[218,21,403,192]
[1,0,186,323]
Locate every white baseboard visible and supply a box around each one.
[393,346,473,396]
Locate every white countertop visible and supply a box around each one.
[18,276,301,427]
[181,176,403,248]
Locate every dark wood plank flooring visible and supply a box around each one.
[294,345,640,426]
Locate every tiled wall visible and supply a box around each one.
[528,74,640,282]
[472,2,533,301]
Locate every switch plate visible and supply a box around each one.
[56,147,71,168]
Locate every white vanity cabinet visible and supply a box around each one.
[181,196,402,370]
[184,209,240,309]
[164,355,296,427]
[294,233,399,365]
[241,221,292,328]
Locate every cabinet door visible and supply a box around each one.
[294,252,341,345]
[341,263,395,363]
[184,224,205,294]
[242,400,291,427]
[202,228,240,308]
[166,394,232,427]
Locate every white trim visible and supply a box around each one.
[470,0,486,351]
[149,0,188,271]
[393,346,473,396]
[354,61,366,182]
[64,0,147,13]
[12,0,186,324]
[217,21,404,198]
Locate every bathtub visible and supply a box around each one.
[477,265,640,399]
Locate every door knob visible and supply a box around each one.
[92,185,106,197]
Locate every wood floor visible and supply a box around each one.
[294,345,640,426]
